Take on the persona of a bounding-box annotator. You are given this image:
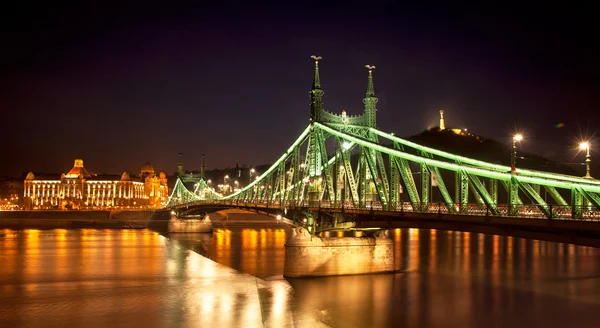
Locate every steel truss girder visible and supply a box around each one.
[358,147,367,206]
[572,187,583,219]
[364,146,388,209]
[544,186,567,206]
[340,142,359,206]
[469,183,485,206]
[318,123,600,193]
[391,143,420,209]
[368,134,390,205]
[326,123,371,139]
[420,151,456,213]
[421,163,430,211]
[316,130,335,203]
[576,187,600,209]
[501,180,523,204]
[458,171,469,213]
[369,127,600,188]
[518,181,551,218]
[467,174,501,215]
[200,123,600,224]
[389,155,400,207]
[489,179,498,204]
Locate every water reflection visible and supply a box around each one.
[0,228,301,328]
[2,220,600,327]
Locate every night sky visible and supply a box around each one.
[3,2,598,177]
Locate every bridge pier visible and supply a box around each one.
[283,228,394,277]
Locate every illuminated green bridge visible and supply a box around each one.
[166,56,600,240]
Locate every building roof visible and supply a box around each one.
[65,159,92,178]
[141,163,155,174]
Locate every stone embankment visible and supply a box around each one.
[0,210,171,229]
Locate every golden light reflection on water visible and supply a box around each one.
[407,228,420,272]
[3,224,600,327]
[24,230,40,280]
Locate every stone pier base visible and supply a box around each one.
[283,228,394,277]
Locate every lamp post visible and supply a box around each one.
[511,134,523,174]
[580,141,592,178]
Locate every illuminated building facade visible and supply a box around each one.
[23,159,168,210]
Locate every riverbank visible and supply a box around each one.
[0,210,171,229]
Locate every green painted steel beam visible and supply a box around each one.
[518,182,551,218]
[467,174,500,215]
[316,123,600,193]
[369,127,600,187]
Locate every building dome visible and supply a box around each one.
[159,172,166,179]
[65,158,92,178]
[120,172,131,181]
[25,172,35,180]
[141,163,155,174]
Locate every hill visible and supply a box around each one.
[406,128,582,176]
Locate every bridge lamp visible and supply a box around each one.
[580,141,592,178]
[276,214,282,220]
[342,142,352,150]
[511,134,523,174]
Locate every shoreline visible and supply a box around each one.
[0,209,171,230]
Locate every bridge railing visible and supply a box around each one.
[169,199,600,222]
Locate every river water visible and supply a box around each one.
[1,213,600,327]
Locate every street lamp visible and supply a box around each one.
[580,141,592,178]
[511,134,523,174]
[249,168,255,185]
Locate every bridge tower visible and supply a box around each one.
[363,65,378,128]
[309,55,324,124]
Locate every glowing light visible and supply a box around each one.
[342,141,352,150]
[276,214,282,220]
[513,134,523,142]
[580,141,590,150]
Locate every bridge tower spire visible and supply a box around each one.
[309,55,324,123]
[363,65,378,128]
